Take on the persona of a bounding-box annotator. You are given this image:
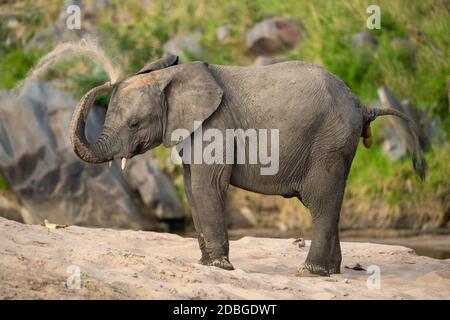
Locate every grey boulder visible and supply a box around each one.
[352,32,378,50]
[216,26,231,42]
[375,86,429,161]
[246,17,301,55]
[252,55,284,66]
[163,31,204,58]
[0,81,183,229]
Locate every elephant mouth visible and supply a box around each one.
[106,142,147,170]
[132,143,144,154]
[107,156,128,170]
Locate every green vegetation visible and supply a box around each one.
[0,0,448,228]
[0,176,8,190]
[0,48,40,89]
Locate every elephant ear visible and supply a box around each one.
[161,62,223,147]
[136,54,179,75]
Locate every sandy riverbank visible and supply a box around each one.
[0,217,449,299]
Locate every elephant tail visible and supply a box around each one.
[361,106,427,181]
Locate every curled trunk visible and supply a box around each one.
[69,82,112,163]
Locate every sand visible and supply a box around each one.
[0,217,449,300]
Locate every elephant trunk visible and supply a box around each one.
[69,81,113,163]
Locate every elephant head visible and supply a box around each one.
[69,55,223,168]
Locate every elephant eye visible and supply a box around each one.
[128,118,139,129]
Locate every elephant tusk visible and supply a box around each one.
[121,158,127,170]
[108,160,113,168]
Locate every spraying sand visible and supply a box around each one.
[15,36,121,95]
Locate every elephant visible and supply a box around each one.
[69,54,426,276]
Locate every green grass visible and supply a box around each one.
[95,0,449,118]
[0,176,8,190]
[0,0,449,227]
[0,48,40,90]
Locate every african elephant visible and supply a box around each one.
[69,54,425,276]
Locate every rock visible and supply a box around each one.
[0,196,22,222]
[0,81,182,229]
[351,32,378,62]
[0,193,34,224]
[124,153,184,223]
[163,31,204,58]
[25,0,103,51]
[216,26,231,42]
[252,55,284,66]
[1,217,449,299]
[45,84,183,226]
[391,38,416,68]
[352,32,378,50]
[344,263,366,271]
[418,111,447,148]
[293,237,306,248]
[246,17,301,55]
[376,86,428,161]
[23,0,130,52]
[381,125,408,161]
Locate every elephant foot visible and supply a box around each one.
[329,263,341,274]
[296,262,330,277]
[198,252,210,266]
[200,256,234,271]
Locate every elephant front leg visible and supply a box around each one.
[184,164,234,270]
[183,165,210,265]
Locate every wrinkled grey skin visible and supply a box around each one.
[70,55,425,276]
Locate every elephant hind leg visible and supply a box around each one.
[297,160,348,277]
[329,235,342,274]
